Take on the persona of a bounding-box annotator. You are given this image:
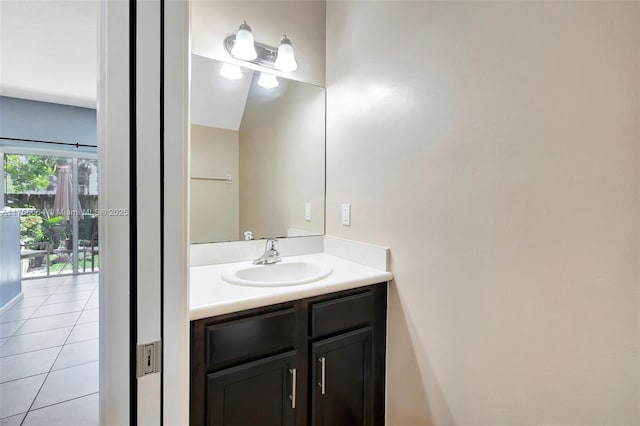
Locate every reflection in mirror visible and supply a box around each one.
[190,55,326,243]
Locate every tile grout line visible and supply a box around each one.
[0,335,99,362]
[29,391,100,416]
[19,277,99,426]
[0,357,100,385]
[12,320,98,339]
[1,311,83,331]
[0,331,98,358]
[2,303,94,327]
[9,295,96,311]
[0,392,100,422]
[0,344,63,360]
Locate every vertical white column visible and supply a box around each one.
[98,0,131,424]
[163,0,190,424]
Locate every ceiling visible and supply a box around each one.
[0,0,98,108]
[0,1,255,123]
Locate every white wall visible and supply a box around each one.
[326,2,640,425]
[191,0,325,86]
[190,125,239,243]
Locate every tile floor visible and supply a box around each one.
[0,274,98,425]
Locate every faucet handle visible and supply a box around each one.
[266,239,278,252]
[243,231,253,241]
[252,239,281,265]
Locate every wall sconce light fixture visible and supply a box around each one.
[224,21,298,72]
[230,21,257,60]
[274,35,297,72]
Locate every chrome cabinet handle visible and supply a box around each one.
[289,368,297,409]
[318,357,326,395]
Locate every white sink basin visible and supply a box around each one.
[221,259,333,287]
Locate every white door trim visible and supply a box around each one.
[162,0,190,424]
[98,0,132,424]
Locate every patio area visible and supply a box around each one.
[0,274,98,425]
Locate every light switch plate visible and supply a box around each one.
[305,203,312,221]
[341,204,351,226]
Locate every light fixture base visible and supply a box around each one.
[224,35,279,70]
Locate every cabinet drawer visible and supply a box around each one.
[206,308,296,371]
[311,291,374,339]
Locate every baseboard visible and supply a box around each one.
[0,291,24,315]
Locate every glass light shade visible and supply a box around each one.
[274,41,298,72]
[219,63,243,80]
[257,72,279,89]
[231,28,257,60]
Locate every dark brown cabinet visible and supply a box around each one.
[207,351,297,426]
[311,328,373,426]
[191,283,387,426]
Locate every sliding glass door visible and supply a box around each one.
[0,146,99,278]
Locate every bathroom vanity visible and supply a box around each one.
[189,252,392,426]
[188,52,391,425]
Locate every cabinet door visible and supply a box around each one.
[207,351,297,426]
[311,328,373,426]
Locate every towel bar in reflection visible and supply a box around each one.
[191,175,232,183]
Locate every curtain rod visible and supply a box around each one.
[0,136,97,149]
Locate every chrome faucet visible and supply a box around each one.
[253,239,281,265]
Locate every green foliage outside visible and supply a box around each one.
[20,215,47,245]
[45,216,66,226]
[19,213,69,247]
[4,154,55,193]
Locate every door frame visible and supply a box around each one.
[162,0,190,424]
[98,0,189,424]
[98,0,132,423]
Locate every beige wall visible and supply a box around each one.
[326,2,640,425]
[190,125,239,243]
[192,0,326,86]
[239,80,325,239]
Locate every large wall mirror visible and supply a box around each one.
[190,55,326,243]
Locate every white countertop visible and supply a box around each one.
[190,253,393,320]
